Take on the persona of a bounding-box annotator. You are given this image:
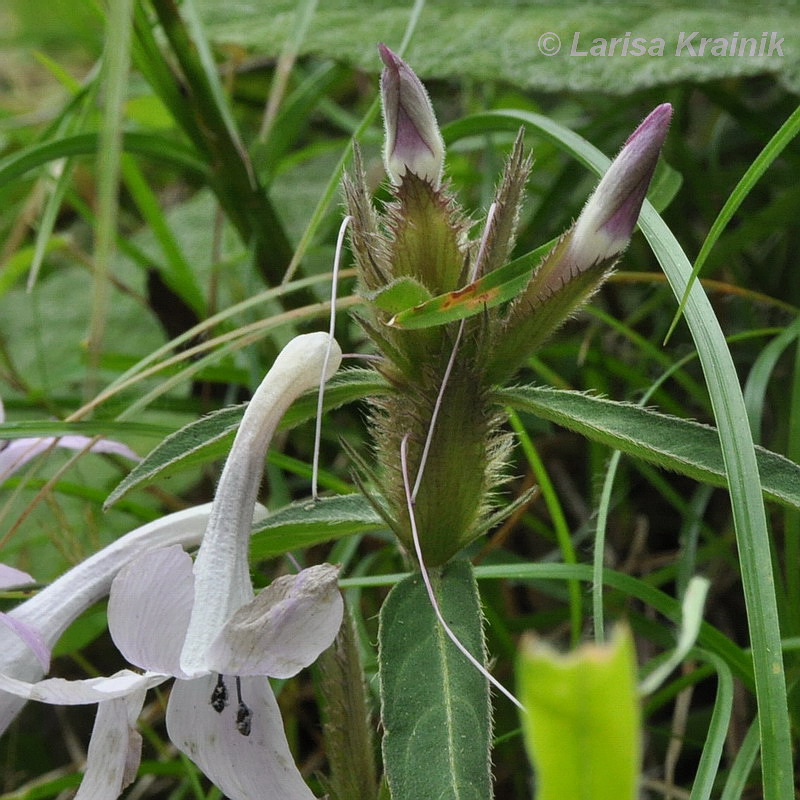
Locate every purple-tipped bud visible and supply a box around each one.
[378,43,445,188]
[565,103,672,268]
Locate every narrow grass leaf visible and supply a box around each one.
[0,420,169,441]
[719,719,761,800]
[688,651,734,800]
[665,103,800,341]
[120,155,206,315]
[0,133,209,188]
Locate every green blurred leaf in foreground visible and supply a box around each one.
[517,625,640,800]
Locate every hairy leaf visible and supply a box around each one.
[379,561,492,800]
[105,370,387,506]
[498,385,800,510]
[197,1,800,95]
[250,494,385,560]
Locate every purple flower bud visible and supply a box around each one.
[564,103,672,269]
[378,43,445,188]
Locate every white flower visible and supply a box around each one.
[379,43,445,188]
[564,103,673,270]
[0,333,344,800]
[0,394,140,484]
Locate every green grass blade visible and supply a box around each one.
[508,409,582,647]
[719,718,761,800]
[0,419,170,440]
[665,103,800,341]
[27,77,98,291]
[743,320,800,444]
[688,651,734,800]
[87,0,135,393]
[447,108,791,797]
[120,155,206,315]
[0,132,209,187]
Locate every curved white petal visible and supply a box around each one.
[0,613,49,671]
[55,435,140,462]
[166,675,315,800]
[0,505,212,737]
[0,439,52,483]
[108,545,194,677]
[0,564,35,589]
[181,333,342,676]
[0,669,166,704]
[8,504,213,651]
[0,435,139,484]
[206,565,343,679]
[74,688,146,800]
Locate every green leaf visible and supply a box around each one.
[387,242,552,329]
[379,560,492,800]
[250,494,385,560]
[197,1,800,95]
[0,419,169,441]
[517,626,640,800]
[0,132,209,188]
[104,369,388,506]
[370,276,433,315]
[497,385,800,510]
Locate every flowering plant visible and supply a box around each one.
[1,20,797,800]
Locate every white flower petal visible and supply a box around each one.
[206,564,343,679]
[0,564,35,589]
[166,675,315,800]
[0,669,166,704]
[0,435,139,484]
[0,505,212,737]
[74,689,146,800]
[0,613,49,672]
[181,333,342,676]
[108,545,194,677]
[0,439,51,483]
[56,434,140,462]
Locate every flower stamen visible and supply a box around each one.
[210,674,228,712]
[235,676,252,736]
